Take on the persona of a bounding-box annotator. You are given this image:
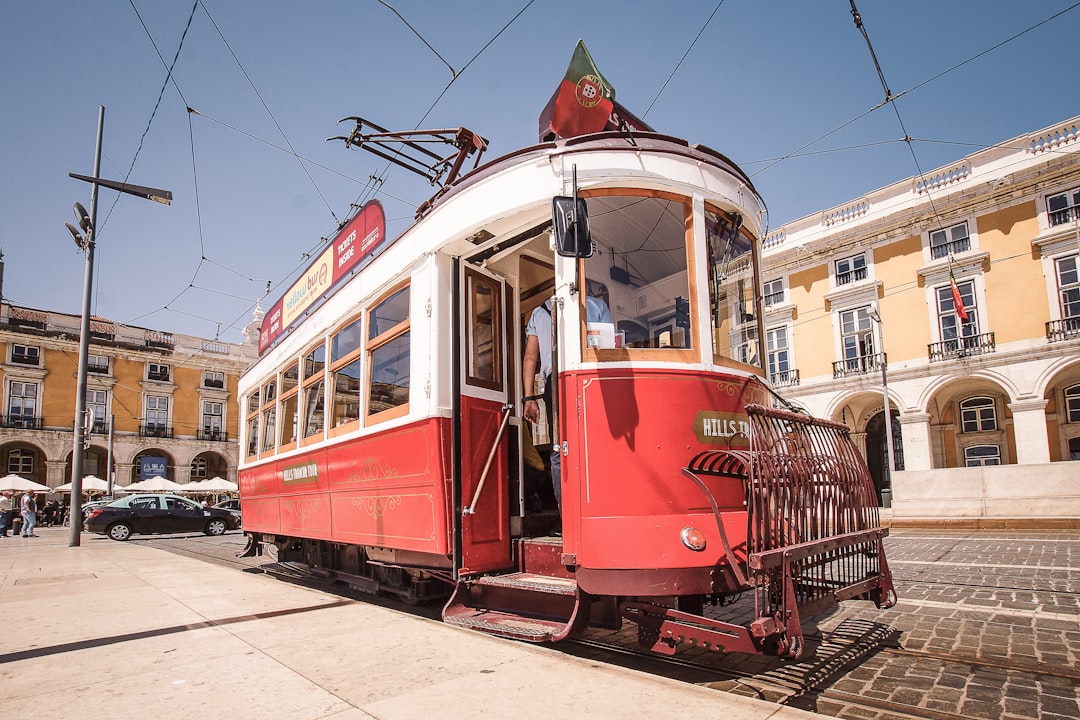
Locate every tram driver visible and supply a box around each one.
[522,287,611,535]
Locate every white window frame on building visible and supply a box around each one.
[10,343,40,366]
[1046,186,1080,227]
[928,220,972,260]
[7,448,34,474]
[147,362,171,382]
[1065,384,1080,424]
[203,370,225,389]
[201,400,225,441]
[960,396,997,433]
[143,394,171,437]
[6,380,39,426]
[1055,256,1079,320]
[762,278,785,307]
[766,325,797,387]
[833,253,867,287]
[964,444,1001,467]
[836,305,876,375]
[87,389,110,434]
[87,354,110,374]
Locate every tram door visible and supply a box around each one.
[457,265,513,575]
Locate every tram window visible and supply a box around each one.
[467,270,501,388]
[262,379,277,405]
[332,318,362,362]
[279,393,298,447]
[331,358,362,427]
[367,284,411,423]
[245,390,260,459]
[304,378,325,438]
[304,344,326,379]
[261,406,277,453]
[281,362,299,394]
[369,286,410,340]
[582,192,693,351]
[705,206,755,364]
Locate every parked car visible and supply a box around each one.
[213,498,241,526]
[84,493,235,541]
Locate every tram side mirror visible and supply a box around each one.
[552,196,594,258]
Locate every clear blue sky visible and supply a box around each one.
[2,1,1078,343]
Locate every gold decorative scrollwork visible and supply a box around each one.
[352,495,403,518]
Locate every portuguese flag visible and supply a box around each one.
[547,40,615,139]
[949,271,969,321]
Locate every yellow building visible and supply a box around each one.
[760,115,1080,522]
[0,298,258,491]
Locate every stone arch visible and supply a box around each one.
[922,373,1015,468]
[61,443,114,485]
[0,439,49,486]
[188,450,230,483]
[1039,357,1080,462]
[128,448,177,484]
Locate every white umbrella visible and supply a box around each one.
[197,477,239,493]
[51,475,111,494]
[0,474,51,492]
[124,476,186,493]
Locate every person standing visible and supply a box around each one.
[0,491,13,537]
[20,490,38,538]
[522,292,611,533]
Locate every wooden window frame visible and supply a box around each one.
[301,340,329,447]
[329,315,364,438]
[366,282,411,425]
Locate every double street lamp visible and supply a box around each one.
[65,105,171,547]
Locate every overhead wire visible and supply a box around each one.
[643,0,726,119]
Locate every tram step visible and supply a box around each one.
[518,539,573,578]
[442,572,581,643]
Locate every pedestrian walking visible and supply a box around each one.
[20,490,38,537]
[0,491,13,537]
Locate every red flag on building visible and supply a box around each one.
[545,40,615,139]
[949,271,969,321]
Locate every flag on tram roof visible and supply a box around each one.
[949,270,969,321]
[543,40,617,140]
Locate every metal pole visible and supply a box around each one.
[68,105,104,547]
[107,413,115,496]
[871,309,896,504]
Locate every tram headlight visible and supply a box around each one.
[680,526,707,552]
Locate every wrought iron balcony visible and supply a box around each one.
[769,368,801,387]
[2,415,42,430]
[928,332,996,362]
[198,429,229,442]
[139,423,173,439]
[1047,317,1080,342]
[832,353,884,378]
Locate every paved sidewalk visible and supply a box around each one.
[0,527,827,720]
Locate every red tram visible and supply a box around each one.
[238,122,895,658]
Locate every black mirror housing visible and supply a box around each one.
[552,196,593,258]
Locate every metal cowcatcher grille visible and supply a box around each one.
[743,403,895,657]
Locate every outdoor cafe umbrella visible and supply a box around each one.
[124,476,186,493]
[51,475,110,494]
[196,476,239,493]
[0,474,51,493]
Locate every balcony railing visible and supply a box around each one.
[198,429,229,442]
[769,368,801,387]
[930,236,971,259]
[832,352,884,379]
[1,415,42,430]
[10,352,40,366]
[928,332,996,362]
[203,378,225,389]
[835,266,868,286]
[139,423,173,439]
[1049,205,1079,227]
[1047,317,1080,342]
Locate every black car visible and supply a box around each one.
[84,493,236,541]
[213,498,242,525]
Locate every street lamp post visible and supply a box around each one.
[868,305,894,507]
[65,105,171,547]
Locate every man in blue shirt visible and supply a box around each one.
[522,291,611,534]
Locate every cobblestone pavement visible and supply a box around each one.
[141,528,1080,720]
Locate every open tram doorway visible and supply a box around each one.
[866,410,903,506]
